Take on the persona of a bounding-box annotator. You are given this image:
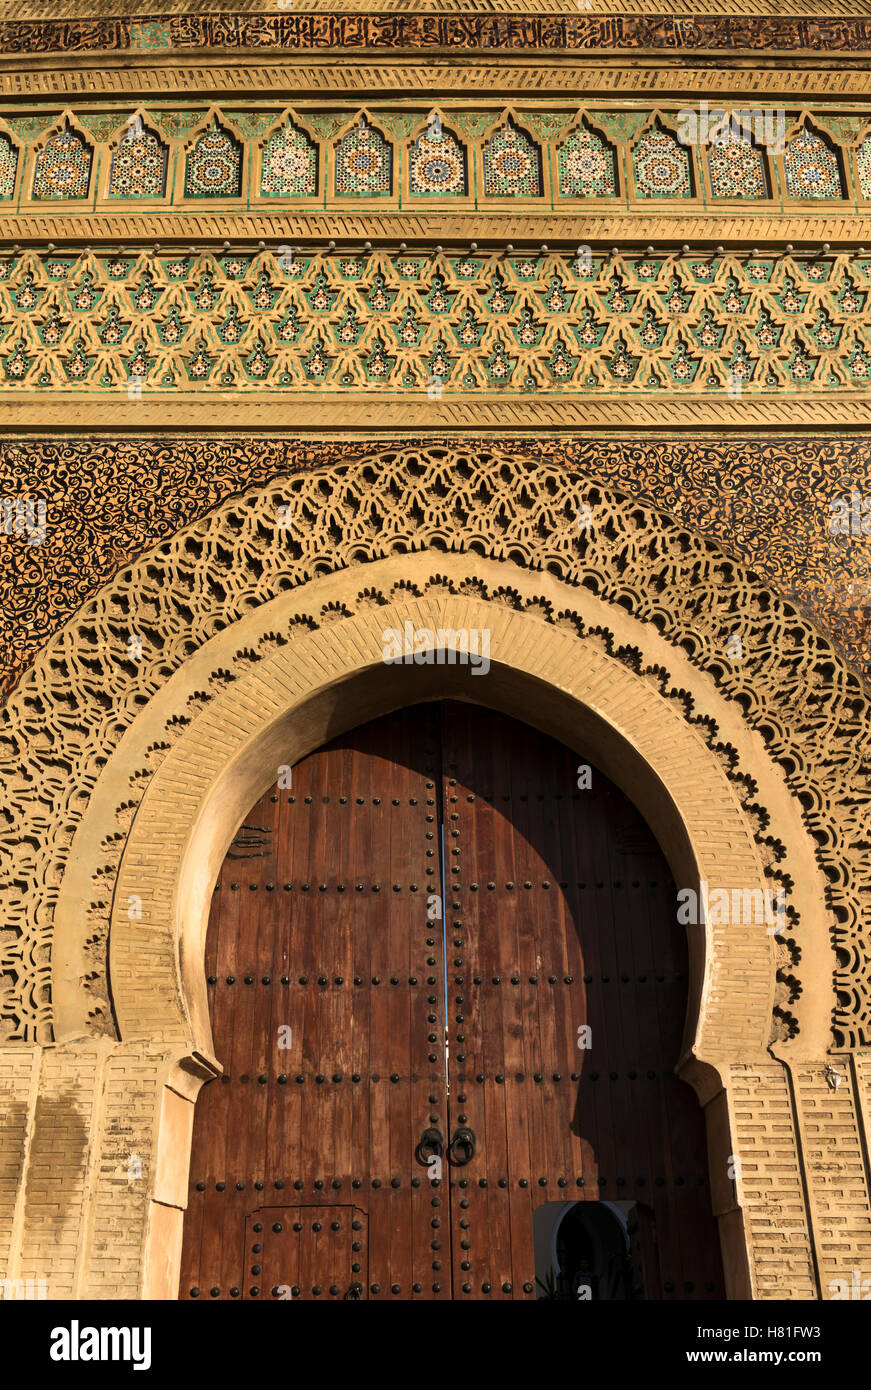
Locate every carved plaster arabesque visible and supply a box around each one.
[0,448,867,1055]
[7,66,871,104]
[3,435,867,699]
[93,572,779,1065]
[1,248,870,437]
[10,1,868,18]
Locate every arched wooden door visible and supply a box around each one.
[179,701,724,1301]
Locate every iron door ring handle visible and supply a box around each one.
[344,1283,363,1300]
[416,1127,445,1164]
[449,1126,477,1165]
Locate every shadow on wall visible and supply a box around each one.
[22,1095,90,1240]
[533,1200,635,1300]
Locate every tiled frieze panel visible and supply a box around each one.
[31,127,92,201]
[4,12,871,58]
[107,125,167,199]
[409,124,467,198]
[0,247,870,396]
[184,123,242,199]
[483,121,542,198]
[2,104,871,212]
[857,135,871,199]
[260,120,317,198]
[784,126,844,200]
[0,134,17,200]
[633,125,693,199]
[708,132,767,199]
[558,123,617,198]
[335,119,392,197]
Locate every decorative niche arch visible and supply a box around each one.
[30,116,93,201]
[556,114,619,200]
[482,114,543,198]
[0,121,21,201]
[333,112,393,199]
[106,113,169,201]
[632,114,695,200]
[407,111,468,199]
[183,115,243,200]
[0,446,866,1062]
[705,118,771,201]
[856,127,871,199]
[257,115,318,200]
[782,117,846,200]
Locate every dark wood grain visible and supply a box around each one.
[180,700,723,1301]
[179,705,447,1301]
[440,701,724,1300]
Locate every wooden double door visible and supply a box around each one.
[179,701,724,1301]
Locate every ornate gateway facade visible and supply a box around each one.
[0,0,870,1304]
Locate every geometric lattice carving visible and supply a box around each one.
[0,248,870,396]
[0,448,868,1049]
[3,436,869,695]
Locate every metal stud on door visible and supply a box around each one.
[179,706,451,1301]
[245,1206,367,1301]
[439,701,724,1301]
[180,701,724,1301]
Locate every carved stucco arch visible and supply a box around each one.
[92,569,778,1067]
[3,444,870,1302]
[60,554,797,1304]
[1,444,868,1063]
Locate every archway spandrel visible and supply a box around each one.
[2,438,870,700]
[103,596,771,1067]
[0,453,863,1063]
